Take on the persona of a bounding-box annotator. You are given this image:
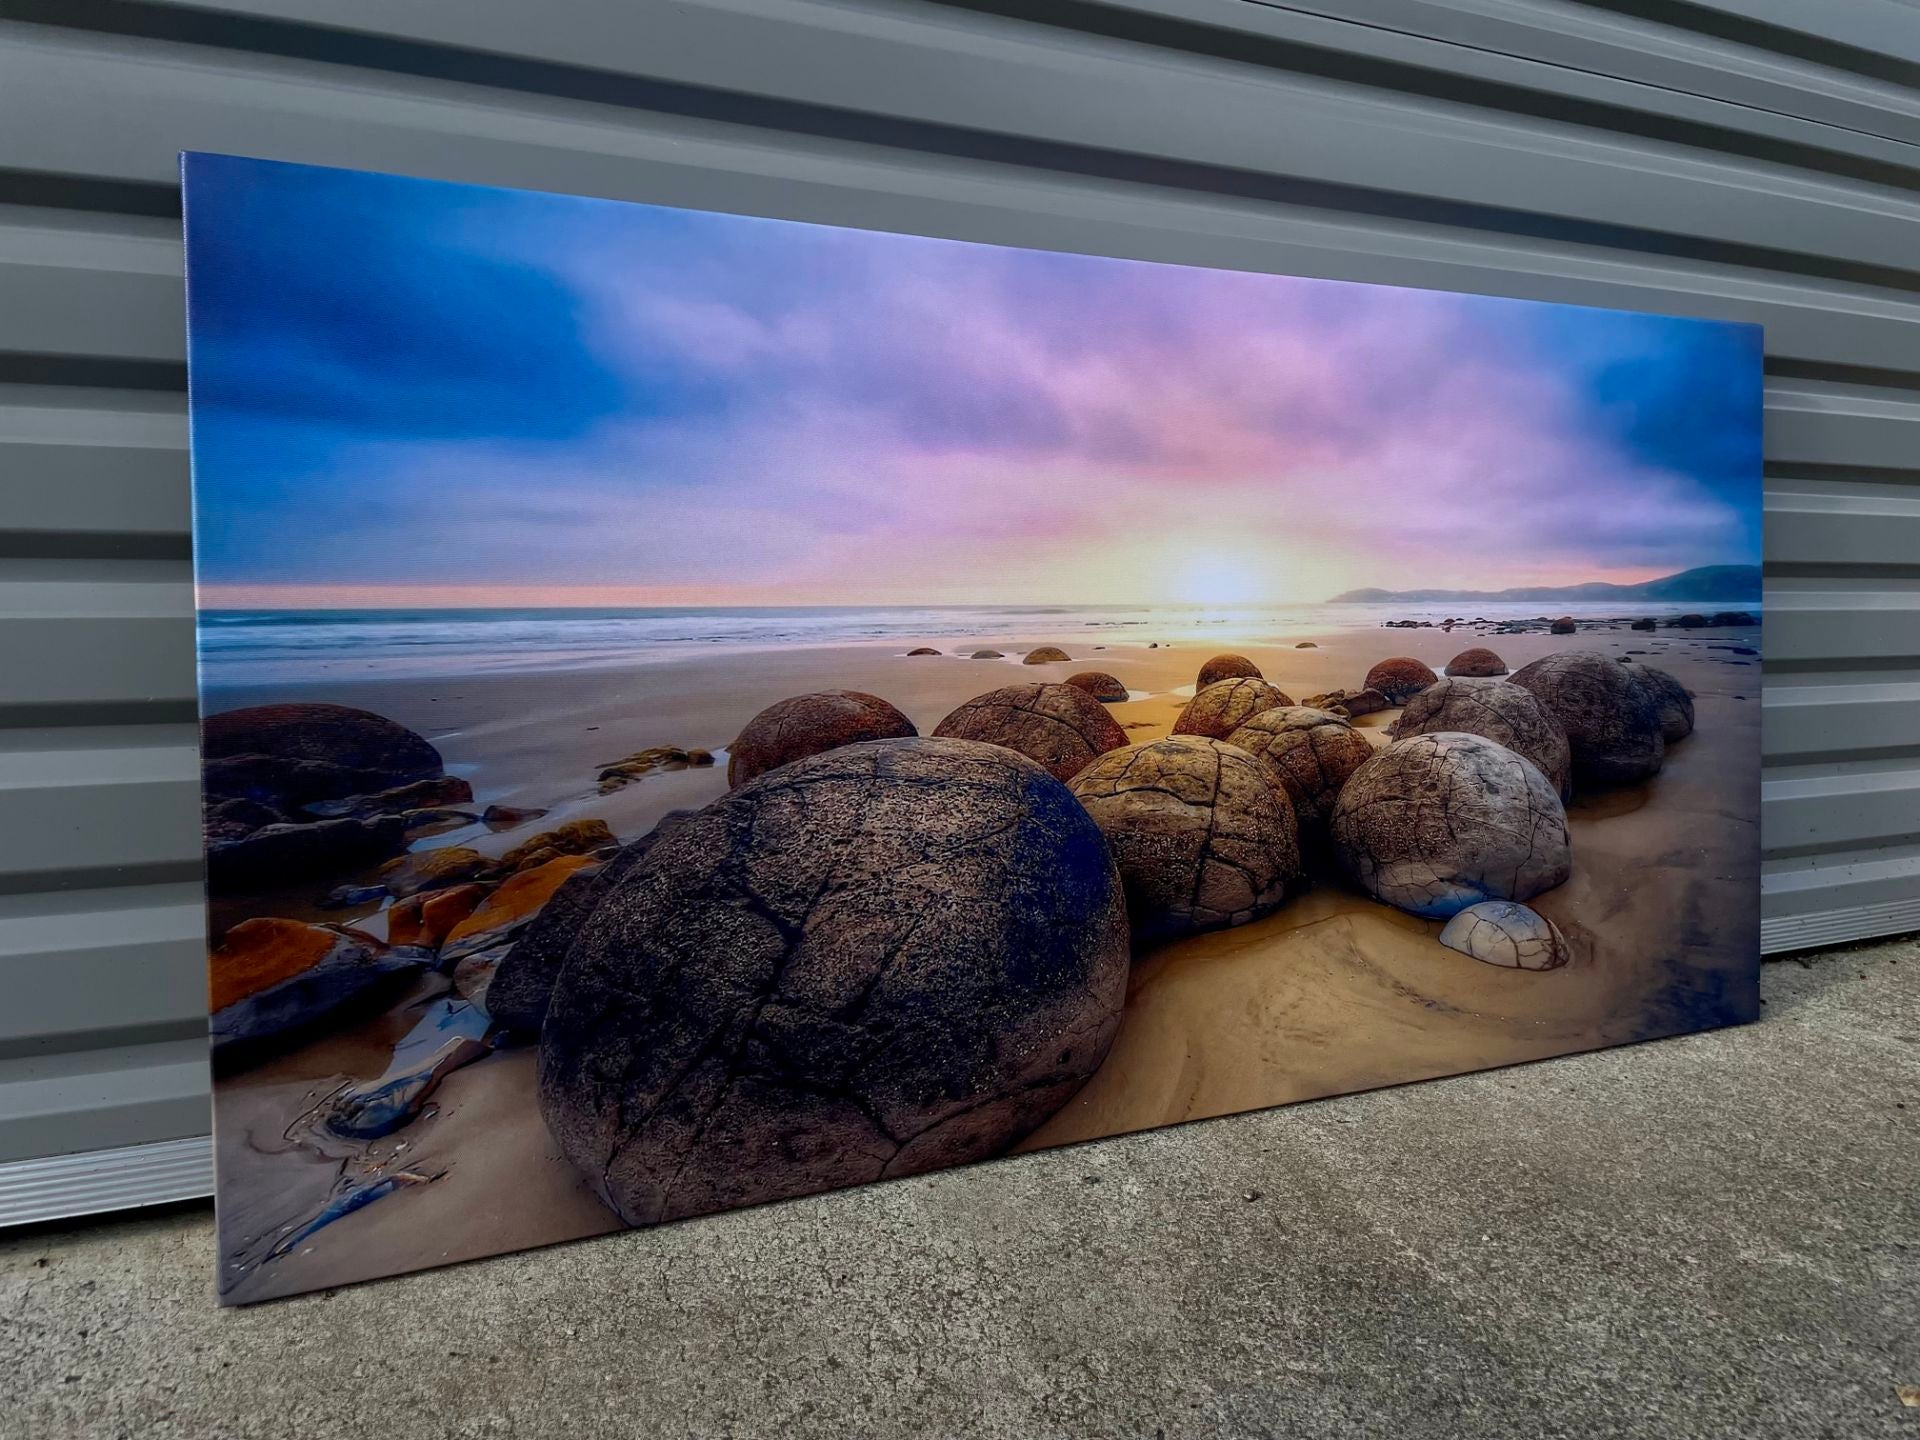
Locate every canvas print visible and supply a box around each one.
[184,154,1763,1304]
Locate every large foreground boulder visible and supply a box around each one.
[1068,736,1300,939]
[538,738,1129,1226]
[1510,651,1665,785]
[1388,678,1573,800]
[1363,657,1438,705]
[1197,653,1262,687]
[1629,664,1695,743]
[1223,707,1374,833]
[1172,678,1292,739]
[727,690,916,787]
[1330,732,1571,918]
[933,683,1128,782]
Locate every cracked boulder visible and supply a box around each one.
[1444,647,1507,678]
[538,738,1128,1225]
[1510,650,1665,786]
[1172,677,1292,740]
[1196,653,1262,687]
[1224,706,1375,835]
[933,682,1128,783]
[1439,900,1570,971]
[727,690,917,788]
[1363,657,1438,705]
[1065,671,1128,703]
[1330,732,1571,919]
[1628,663,1695,743]
[1068,735,1300,939]
[1388,677,1573,801]
[1023,645,1071,664]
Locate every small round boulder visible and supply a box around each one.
[1172,677,1293,739]
[1066,671,1129,703]
[1023,646,1071,665]
[1388,678,1572,800]
[1549,617,1576,635]
[1363,657,1438,705]
[1438,901,1570,971]
[1224,707,1374,833]
[1068,736,1300,939]
[1197,653,1262,687]
[906,647,941,657]
[1331,732,1571,919]
[934,683,1128,783]
[970,649,1005,659]
[727,690,916,787]
[1630,664,1694,742]
[1509,651,1665,786]
[538,738,1130,1226]
[1444,647,1507,678]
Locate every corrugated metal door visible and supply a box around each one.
[2,0,1915,1219]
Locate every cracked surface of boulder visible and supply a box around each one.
[727,690,916,787]
[1388,677,1573,801]
[933,682,1128,782]
[1172,678,1292,739]
[1363,657,1438,704]
[1331,732,1571,919]
[1196,653,1262,687]
[1444,647,1507,678]
[1065,671,1128,703]
[1438,900,1571,971]
[538,738,1129,1226]
[1224,706,1375,834]
[1023,646,1071,664]
[1510,650,1665,786]
[1068,735,1300,939]
[1629,664,1695,743]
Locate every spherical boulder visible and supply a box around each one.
[1363,657,1438,704]
[1224,706,1374,833]
[202,703,444,808]
[1172,677,1292,739]
[1068,736,1300,939]
[1065,671,1129,703]
[1549,617,1576,635]
[1509,651,1665,786]
[969,649,1005,659]
[1438,901,1570,971]
[1387,677,1572,800]
[1444,647,1507,678]
[1023,645,1071,664]
[1197,653,1262,687]
[727,690,916,788]
[933,683,1128,783]
[1330,732,1571,918]
[1629,664,1694,743]
[906,647,941,656]
[538,738,1130,1225]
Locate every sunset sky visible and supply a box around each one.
[185,155,1762,610]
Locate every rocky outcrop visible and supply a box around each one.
[1331,733,1571,918]
[727,691,917,787]
[1510,650,1665,786]
[209,919,429,1067]
[441,853,602,962]
[537,738,1130,1226]
[933,683,1128,783]
[1363,657,1438,704]
[1387,677,1573,800]
[1301,687,1390,719]
[1172,678,1292,739]
[501,818,615,872]
[207,815,408,893]
[376,845,494,899]
[1069,736,1300,939]
[304,775,474,821]
[1438,901,1570,971]
[385,882,489,951]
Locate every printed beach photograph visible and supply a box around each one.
[184,154,1763,1304]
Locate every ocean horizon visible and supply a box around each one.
[197,598,1761,688]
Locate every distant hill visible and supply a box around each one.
[1327,565,1761,606]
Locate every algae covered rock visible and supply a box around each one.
[538,738,1129,1225]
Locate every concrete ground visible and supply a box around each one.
[3,944,1915,1440]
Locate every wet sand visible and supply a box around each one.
[209,619,1760,1302]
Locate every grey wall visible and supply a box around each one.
[1,0,1915,1216]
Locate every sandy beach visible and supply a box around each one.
[206,616,1759,1304]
